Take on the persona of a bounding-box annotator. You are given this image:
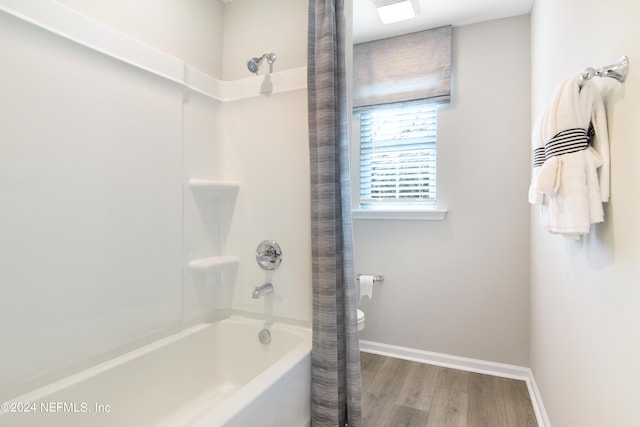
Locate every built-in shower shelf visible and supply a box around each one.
[188,256,240,273]
[189,179,239,198]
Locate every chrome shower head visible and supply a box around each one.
[247,52,277,75]
[247,57,262,74]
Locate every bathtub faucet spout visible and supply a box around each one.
[252,283,274,299]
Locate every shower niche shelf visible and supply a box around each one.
[189,178,239,198]
[187,178,240,276]
[188,256,240,273]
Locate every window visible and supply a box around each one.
[358,102,438,208]
[351,26,450,220]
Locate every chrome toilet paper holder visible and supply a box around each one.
[356,274,384,283]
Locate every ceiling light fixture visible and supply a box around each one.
[370,0,416,24]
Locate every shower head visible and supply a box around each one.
[247,52,277,75]
[247,57,261,74]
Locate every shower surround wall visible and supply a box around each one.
[0,0,311,400]
[216,0,311,320]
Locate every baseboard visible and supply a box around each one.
[524,372,552,427]
[359,339,551,427]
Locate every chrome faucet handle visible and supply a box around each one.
[255,240,282,271]
[257,247,276,261]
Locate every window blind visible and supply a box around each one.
[353,26,452,109]
[359,103,437,204]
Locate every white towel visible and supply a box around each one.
[590,89,610,202]
[528,76,610,238]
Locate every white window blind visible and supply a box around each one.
[359,103,437,205]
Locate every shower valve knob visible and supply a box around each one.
[255,240,282,271]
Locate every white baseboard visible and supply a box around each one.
[359,339,551,427]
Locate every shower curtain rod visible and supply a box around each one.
[579,56,629,87]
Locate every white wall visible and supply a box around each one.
[530,0,640,425]
[354,15,532,366]
[0,8,186,398]
[222,0,308,80]
[220,90,311,322]
[218,0,311,322]
[57,0,224,78]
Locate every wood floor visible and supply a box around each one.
[360,352,538,427]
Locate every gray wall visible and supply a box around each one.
[530,0,640,425]
[354,15,531,366]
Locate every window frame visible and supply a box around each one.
[351,101,447,221]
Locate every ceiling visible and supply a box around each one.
[352,0,534,43]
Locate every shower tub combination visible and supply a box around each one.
[1,316,312,427]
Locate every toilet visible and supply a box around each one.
[357,309,365,332]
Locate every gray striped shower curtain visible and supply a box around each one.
[307,1,362,426]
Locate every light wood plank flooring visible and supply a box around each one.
[360,352,538,427]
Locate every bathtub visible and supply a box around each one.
[1,316,312,427]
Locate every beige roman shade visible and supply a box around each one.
[353,25,452,109]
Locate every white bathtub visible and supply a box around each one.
[1,316,312,427]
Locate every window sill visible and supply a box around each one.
[351,208,447,221]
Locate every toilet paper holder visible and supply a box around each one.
[356,274,384,283]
